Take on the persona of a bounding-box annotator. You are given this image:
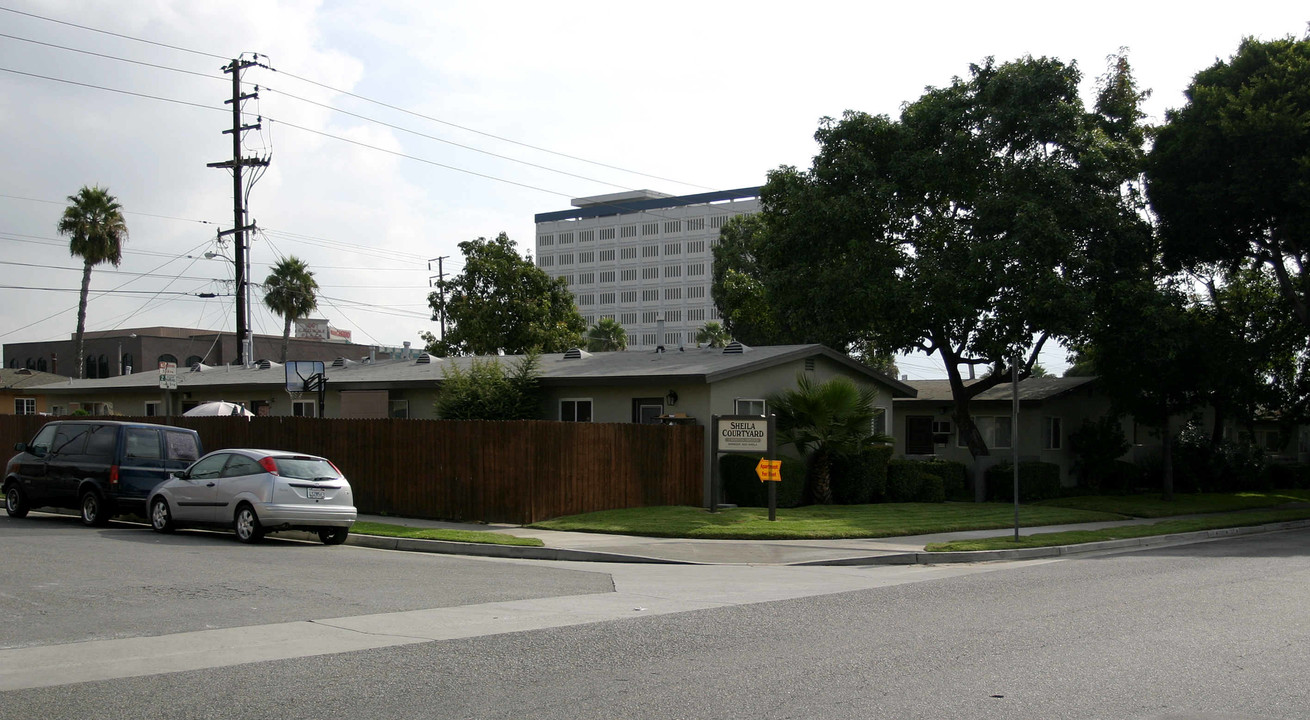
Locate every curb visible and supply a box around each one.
[338,518,1310,566]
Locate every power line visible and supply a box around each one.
[0,31,226,81]
[0,65,223,113]
[0,5,228,61]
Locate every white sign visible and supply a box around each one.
[158,362,178,390]
[717,417,769,452]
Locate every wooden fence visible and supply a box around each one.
[0,415,704,524]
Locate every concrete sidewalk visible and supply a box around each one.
[349,513,1310,566]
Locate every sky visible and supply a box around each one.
[0,1,1305,379]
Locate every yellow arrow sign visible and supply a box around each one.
[756,458,782,482]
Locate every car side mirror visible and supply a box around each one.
[13,442,24,452]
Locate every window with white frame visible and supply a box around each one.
[735,398,766,416]
[144,400,161,417]
[293,400,317,418]
[1042,416,1062,450]
[14,397,35,415]
[960,416,1011,449]
[561,400,592,422]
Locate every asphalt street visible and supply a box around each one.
[2,514,1308,719]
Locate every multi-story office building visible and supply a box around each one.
[534,187,761,350]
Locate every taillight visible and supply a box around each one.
[327,460,342,476]
[258,456,280,475]
[109,465,119,486]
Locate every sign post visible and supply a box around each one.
[711,414,780,520]
[158,362,178,421]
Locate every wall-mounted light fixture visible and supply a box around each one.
[666,390,678,406]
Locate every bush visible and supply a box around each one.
[917,460,968,501]
[985,461,1062,502]
[1175,424,1269,492]
[886,460,946,503]
[1265,462,1310,490]
[720,454,805,508]
[1069,416,1132,492]
[829,445,892,504]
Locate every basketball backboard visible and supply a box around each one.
[285,360,325,392]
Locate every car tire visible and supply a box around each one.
[80,490,110,527]
[318,527,349,545]
[234,504,264,544]
[150,497,175,533]
[5,483,29,518]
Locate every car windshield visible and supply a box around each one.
[273,457,340,480]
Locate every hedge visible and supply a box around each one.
[829,446,893,504]
[886,459,947,503]
[1264,462,1310,490]
[720,453,805,508]
[984,461,1063,502]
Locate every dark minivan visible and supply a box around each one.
[4,420,203,526]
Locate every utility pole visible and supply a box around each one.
[429,256,449,342]
[207,56,268,367]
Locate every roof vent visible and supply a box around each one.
[255,359,282,370]
[189,363,212,373]
[562,348,591,360]
[722,341,750,354]
[415,353,439,364]
[331,357,357,368]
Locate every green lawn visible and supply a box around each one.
[925,507,1310,552]
[528,503,1124,541]
[1034,490,1310,517]
[352,521,544,547]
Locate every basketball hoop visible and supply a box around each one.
[287,390,304,403]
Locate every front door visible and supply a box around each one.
[632,398,664,424]
[905,416,935,455]
[170,453,227,523]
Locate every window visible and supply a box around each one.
[1043,417,1062,450]
[663,221,682,233]
[709,307,720,320]
[52,424,91,455]
[124,427,162,460]
[687,286,706,299]
[185,355,204,368]
[579,230,595,243]
[641,222,659,236]
[538,234,554,247]
[735,399,766,416]
[120,352,133,375]
[221,455,263,477]
[561,399,593,422]
[687,308,705,321]
[559,253,574,265]
[164,430,200,461]
[872,407,887,436]
[642,267,660,280]
[620,247,638,260]
[687,262,706,276]
[686,239,706,253]
[14,398,35,415]
[558,274,574,285]
[664,288,682,300]
[293,400,317,418]
[538,255,555,267]
[599,228,616,240]
[188,453,228,480]
[578,272,595,285]
[599,249,615,262]
[620,290,638,303]
[710,215,730,229]
[641,245,660,258]
[640,332,657,346]
[665,332,680,345]
[960,416,1011,449]
[620,312,638,324]
[558,232,574,244]
[663,242,682,255]
[664,265,682,278]
[642,289,659,302]
[633,397,664,424]
[599,270,615,283]
[664,310,682,322]
[641,311,660,324]
[686,218,705,231]
[85,424,118,457]
[144,401,161,417]
[578,251,595,264]
[622,269,639,282]
[599,292,616,304]
[620,225,638,238]
[578,294,595,306]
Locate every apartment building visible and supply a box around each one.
[534,187,761,350]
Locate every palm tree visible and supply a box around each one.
[767,373,886,504]
[262,256,319,363]
[57,186,128,379]
[696,321,730,348]
[585,317,628,351]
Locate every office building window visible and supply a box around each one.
[664,221,682,233]
[641,222,659,236]
[599,228,616,240]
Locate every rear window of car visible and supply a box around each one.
[164,431,200,462]
[273,457,340,480]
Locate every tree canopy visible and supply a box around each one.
[423,233,585,356]
[1148,34,1310,331]
[714,54,1152,464]
[262,256,320,363]
[585,317,627,352]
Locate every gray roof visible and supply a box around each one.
[34,345,918,397]
[0,368,67,389]
[900,376,1096,404]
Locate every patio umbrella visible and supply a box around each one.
[183,401,255,417]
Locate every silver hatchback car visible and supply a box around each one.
[148,449,357,544]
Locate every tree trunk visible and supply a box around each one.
[74,261,93,378]
[1161,416,1175,501]
[281,315,292,363]
[811,448,832,505]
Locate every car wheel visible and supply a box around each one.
[80,490,109,527]
[150,497,175,533]
[318,527,349,545]
[4,483,29,518]
[233,504,264,544]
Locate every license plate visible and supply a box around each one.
[307,488,326,500]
